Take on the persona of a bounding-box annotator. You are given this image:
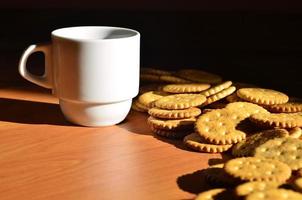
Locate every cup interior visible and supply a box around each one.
[52,26,139,41]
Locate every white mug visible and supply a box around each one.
[19,26,140,126]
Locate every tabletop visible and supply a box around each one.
[0,85,221,200]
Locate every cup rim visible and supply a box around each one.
[51,26,140,42]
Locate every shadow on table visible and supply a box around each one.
[0,97,73,126]
[118,110,154,135]
[177,153,233,196]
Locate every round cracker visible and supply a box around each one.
[131,100,147,112]
[148,107,201,119]
[195,188,226,200]
[224,157,291,183]
[293,177,302,192]
[231,128,289,157]
[183,132,232,153]
[254,137,302,170]
[246,189,302,200]
[140,67,172,76]
[140,73,161,82]
[200,81,233,97]
[162,83,210,93]
[266,102,302,113]
[159,75,192,83]
[195,109,247,145]
[237,88,289,105]
[203,86,236,106]
[250,113,302,129]
[288,127,302,139]
[149,125,189,139]
[147,116,196,131]
[176,69,222,84]
[154,94,207,110]
[235,181,281,197]
[138,91,168,108]
[226,102,269,117]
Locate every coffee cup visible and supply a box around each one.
[19,26,140,126]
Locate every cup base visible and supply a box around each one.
[59,99,132,127]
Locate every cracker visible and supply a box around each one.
[231,129,289,157]
[176,69,222,84]
[237,88,289,105]
[141,67,172,76]
[147,116,196,131]
[195,108,247,145]
[149,125,189,139]
[226,93,244,103]
[195,188,226,200]
[133,99,149,112]
[148,107,201,119]
[200,81,233,97]
[154,94,207,110]
[202,86,236,106]
[183,132,232,153]
[245,189,302,200]
[254,137,302,170]
[266,102,302,113]
[159,75,192,83]
[139,84,163,94]
[235,181,281,197]
[224,157,291,183]
[293,177,302,192]
[131,100,147,112]
[162,83,211,93]
[288,127,302,139]
[140,74,161,82]
[226,102,269,117]
[250,113,302,129]
[138,91,167,108]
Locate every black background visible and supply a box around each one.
[1,1,302,97]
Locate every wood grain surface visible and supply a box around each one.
[0,85,222,200]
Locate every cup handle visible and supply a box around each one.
[19,43,53,89]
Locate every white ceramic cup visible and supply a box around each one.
[19,26,140,126]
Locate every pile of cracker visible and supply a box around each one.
[133,67,302,199]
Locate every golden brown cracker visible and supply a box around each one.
[147,116,196,131]
[235,181,281,197]
[246,189,302,200]
[224,157,291,183]
[148,107,201,119]
[159,75,192,83]
[138,91,167,108]
[231,128,288,157]
[183,132,232,153]
[237,88,289,105]
[176,69,222,84]
[155,94,207,110]
[195,108,247,145]
[250,113,302,129]
[200,81,233,97]
[141,67,172,76]
[266,102,302,113]
[162,83,211,93]
[202,86,236,106]
[254,137,302,170]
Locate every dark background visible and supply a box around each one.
[1,0,302,97]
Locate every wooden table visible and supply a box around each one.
[0,85,221,200]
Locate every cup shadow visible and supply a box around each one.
[0,97,73,126]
